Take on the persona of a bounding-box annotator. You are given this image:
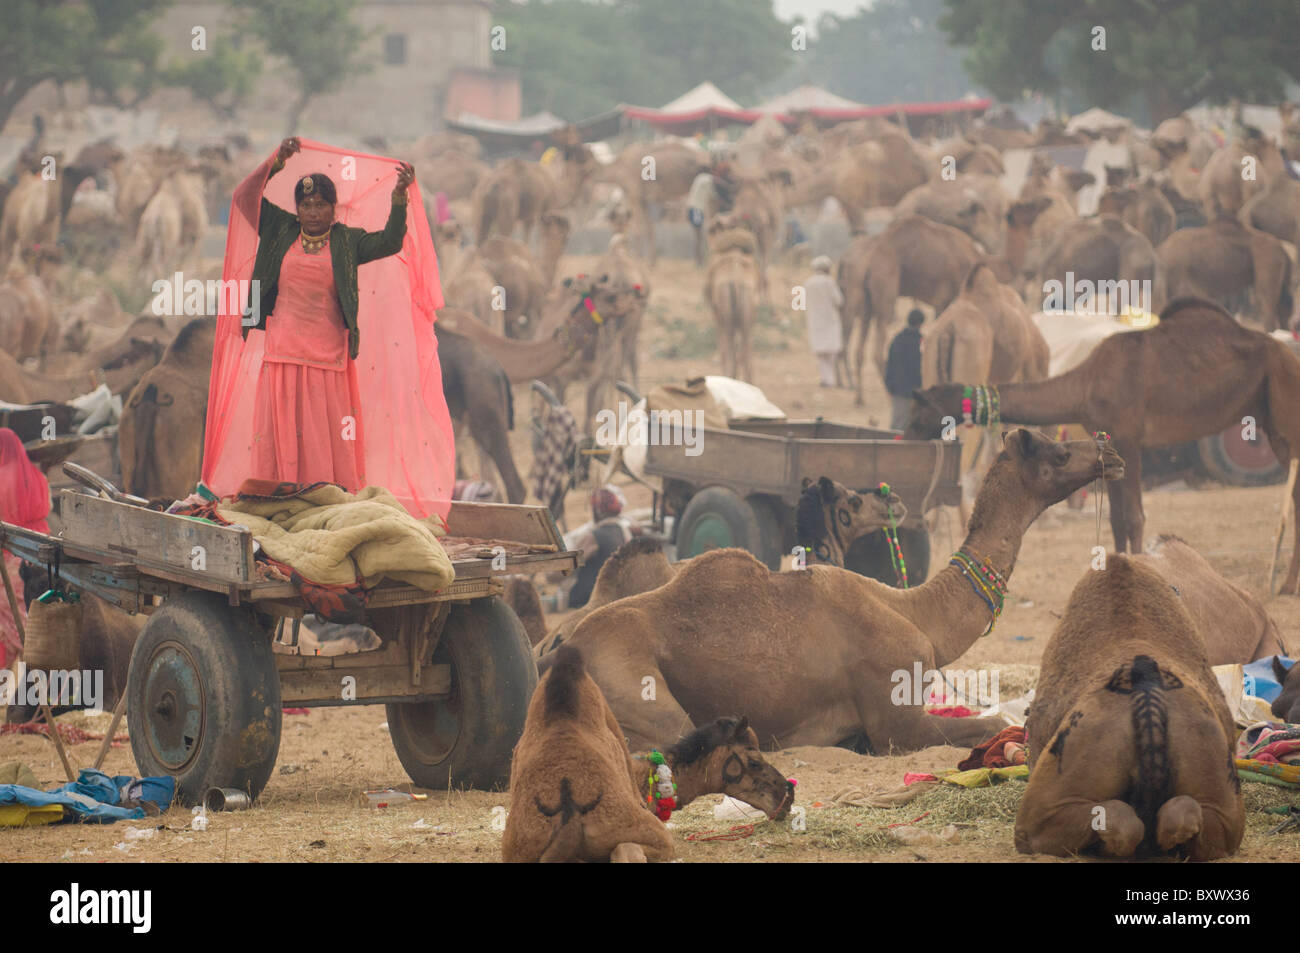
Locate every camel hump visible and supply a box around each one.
[962,261,998,293]
[542,645,586,719]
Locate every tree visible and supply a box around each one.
[232,0,371,134]
[940,0,1300,124]
[164,38,263,121]
[0,0,173,133]
[807,0,975,106]
[492,0,793,120]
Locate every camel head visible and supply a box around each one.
[663,716,794,820]
[1005,195,1053,231]
[1272,656,1300,724]
[796,476,907,567]
[985,427,1125,513]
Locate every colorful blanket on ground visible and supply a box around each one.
[957,725,1027,770]
[1236,758,1300,788]
[1237,722,1300,765]
[0,768,174,825]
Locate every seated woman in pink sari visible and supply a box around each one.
[241,137,416,489]
[0,428,50,669]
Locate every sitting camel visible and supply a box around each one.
[704,220,760,382]
[794,476,906,568]
[1134,536,1286,666]
[503,647,793,862]
[907,298,1300,595]
[1014,557,1245,860]
[545,428,1122,752]
[1271,657,1300,724]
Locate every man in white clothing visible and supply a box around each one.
[804,255,844,387]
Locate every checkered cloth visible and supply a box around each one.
[531,405,580,520]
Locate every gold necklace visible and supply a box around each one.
[300,227,330,253]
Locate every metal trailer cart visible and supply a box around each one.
[1,468,578,806]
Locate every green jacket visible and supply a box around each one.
[242,195,407,359]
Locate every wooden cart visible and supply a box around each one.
[644,418,962,582]
[1,482,577,806]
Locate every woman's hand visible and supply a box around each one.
[276,137,302,165]
[393,161,415,195]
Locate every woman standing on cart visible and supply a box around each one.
[240,137,416,490]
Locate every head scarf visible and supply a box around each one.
[590,484,625,519]
[0,428,50,536]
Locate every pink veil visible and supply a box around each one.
[202,140,454,520]
[0,428,50,535]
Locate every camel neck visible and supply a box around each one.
[893,481,1034,668]
[994,374,1091,428]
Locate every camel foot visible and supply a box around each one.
[1156,795,1203,852]
[1096,799,1145,858]
[610,843,648,863]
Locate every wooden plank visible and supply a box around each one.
[278,663,451,705]
[60,492,254,583]
[445,501,565,549]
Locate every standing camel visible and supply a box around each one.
[906,298,1300,594]
[1015,557,1244,860]
[592,140,710,266]
[1156,219,1293,330]
[704,223,759,383]
[543,428,1122,752]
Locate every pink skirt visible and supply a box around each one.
[249,359,366,490]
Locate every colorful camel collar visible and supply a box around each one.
[949,547,1008,636]
[961,385,1000,430]
[642,750,677,822]
[877,482,909,588]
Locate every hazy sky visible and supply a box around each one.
[774,0,871,25]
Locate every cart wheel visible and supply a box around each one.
[677,486,765,563]
[126,591,280,807]
[746,495,787,570]
[844,526,931,587]
[387,597,537,791]
[1196,427,1283,487]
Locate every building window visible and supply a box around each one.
[384,34,407,66]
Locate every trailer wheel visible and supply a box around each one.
[126,591,281,807]
[845,526,932,587]
[1196,427,1284,487]
[387,597,537,791]
[677,486,766,564]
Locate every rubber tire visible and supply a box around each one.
[844,526,932,587]
[126,591,281,808]
[676,486,765,563]
[1196,429,1284,487]
[387,597,537,791]
[746,495,787,570]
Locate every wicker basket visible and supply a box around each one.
[23,598,83,672]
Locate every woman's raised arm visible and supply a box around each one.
[356,161,415,263]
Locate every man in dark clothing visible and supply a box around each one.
[565,485,633,609]
[885,309,925,431]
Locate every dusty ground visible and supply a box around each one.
[3,252,1298,863]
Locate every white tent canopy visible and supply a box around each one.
[755,84,866,114]
[659,81,743,114]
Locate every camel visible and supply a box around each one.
[130,172,208,288]
[1097,177,1176,249]
[0,257,57,361]
[729,175,784,302]
[593,233,650,392]
[472,140,596,244]
[1199,128,1285,222]
[590,140,709,265]
[0,319,164,405]
[947,139,1005,177]
[1156,219,1293,330]
[7,562,145,724]
[781,131,931,233]
[538,211,570,288]
[1240,175,1300,246]
[1014,557,1244,860]
[794,477,906,569]
[837,215,983,405]
[544,428,1122,752]
[435,326,526,505]
[503,575,547,646]
[704,224,759,383]
[1272,657,1300,724]
[0,171,60,266]
[905,298,1300,594]
[893,175,1007,256]
[1034,216,1160,316]
[119,318,216,500]
[1133,535,1286,666]
[504,647,794,862]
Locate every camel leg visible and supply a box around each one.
[610,843,648,863]
[588,650,695,752]
[1155,795,1202,852]
[1015,796,1144,858]
[1117,442,1145,553]
[861,695,1008,753]
[740,315,754,383]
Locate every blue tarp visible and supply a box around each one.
[1245,655,1294,704]
[0,769,174,824]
